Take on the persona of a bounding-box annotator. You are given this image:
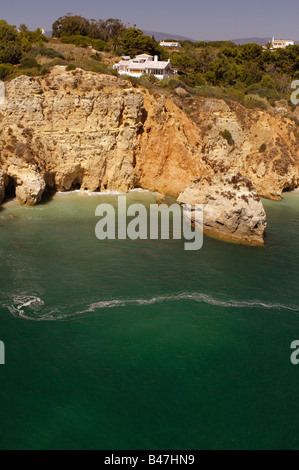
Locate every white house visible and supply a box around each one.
[113,54,173,80]
[160,41,181,48]
[271,37,294,49]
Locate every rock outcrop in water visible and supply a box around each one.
[0,67,298,245]
[178,172,267,246]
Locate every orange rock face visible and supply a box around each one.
[135,92,208,196]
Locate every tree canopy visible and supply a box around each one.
[120,28,167,58]
[0,20,22,64]
[52,15,126,42]
[52,16,167,59]
[169,41,299,97]
[0,20,47,66]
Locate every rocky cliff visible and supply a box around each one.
[0,67,298,245]
[187,98,299,201]
[0,68,145,202]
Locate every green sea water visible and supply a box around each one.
[0,190,298,450]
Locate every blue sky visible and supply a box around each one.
[1,0,298,40]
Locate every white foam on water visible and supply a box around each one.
[5,291,299,322]
[55,190,123,197]
[128,188,151,193]
[8,295,45,319]
[55,188,151,197]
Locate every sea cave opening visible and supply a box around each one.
[3,177,16,202]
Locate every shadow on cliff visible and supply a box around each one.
[2,177,16,205]
[39,188,56,206]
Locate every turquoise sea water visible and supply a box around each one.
[0,190,298,450]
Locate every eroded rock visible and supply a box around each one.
[178,172,267,246]
[15,173,46,206]
[6,169,46,206]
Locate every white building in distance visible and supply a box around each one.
[113,54,174,80]
[271,37,294,49]
[160,41,181,48]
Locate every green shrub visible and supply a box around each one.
[0,64,13,79]
[61,35,91,48]
[284,114,299,126]
[21,69,41,77]
[50,57,68,66]
[66,63,77,71]
[159,77,181,89]
[225,88,245,103]
[109,69,118,77]
[189,72,206,86]
[71,60,116,77]
[91,52,102,61]
[244,94,270,111]
[259,143,267,153]
[196,85,226,99]
[92,39,108,52]
[20,57,40,69]
[0,42,22,64]
[60,35,109,53]
[209,41,238,48]
[40,67,50,75]
[220,129,234,145]
[124,75,142,86]
[38,47,65,59]
[246,84,282,103]
[98,65,117,76]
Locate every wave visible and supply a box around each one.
[55,188,150,198]
[55,190,122,197]
[7,295,45,320]
[83,293,299,313]
[4,291,299,322]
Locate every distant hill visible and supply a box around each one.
[143,33,299,45]
[142,30,196,42]
[230,38,299,45]
[229,37,272,45]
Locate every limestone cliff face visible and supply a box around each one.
[185,98,299,201]
[0,67,298,245]
[178,172,267,246]
[0,68,146,204]
[134,93,208,196]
